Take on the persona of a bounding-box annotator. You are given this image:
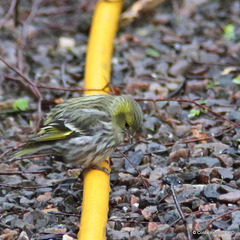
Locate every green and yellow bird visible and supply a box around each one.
[14,95,143,168]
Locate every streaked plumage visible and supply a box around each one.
[14,95,143,168]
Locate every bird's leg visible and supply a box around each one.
[90,165,110,175]
[81,164,110,177]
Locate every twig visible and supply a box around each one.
[163,136,213,146]
[170,184,185,221]
[167,77,187,98]
[0,170,47,175]
[0,0,18,29]
[135,97,240,129]
[192,60,240,67]
[17,0,42,73]
[0,57,43,130]
[36,98,43,131]
[14,0,19,26]
[5,75,111,94]
[207,206,240,228]
[163,126,234,146]
[0,144,25,160]
[163,182,191,240]
[0,148,15,160]
[22,0,42,47]
[61,62,70,99]
[117,150,151,197]
[0,178,77,189]
[0,57,41,99]
[6,153,48,163]
[36,4,79,16]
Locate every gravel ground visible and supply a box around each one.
[0,0,240,239]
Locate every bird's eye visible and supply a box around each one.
[125,122,130,129]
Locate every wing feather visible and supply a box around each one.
[31,109,111,143]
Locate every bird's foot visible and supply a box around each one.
[81,164,110,177]
[91,165,110,175]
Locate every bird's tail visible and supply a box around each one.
[12,144,49,159]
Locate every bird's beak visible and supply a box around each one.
[127,132,133,144]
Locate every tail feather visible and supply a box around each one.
[13,144,50,159]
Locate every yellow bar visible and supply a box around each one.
[84,1,122,95]
[78,1,123,240]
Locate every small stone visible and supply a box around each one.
[1,229,19,240]
[228,223,240,233]
[2,202,15,210]
[186,80,207,93]
[194,142,229,156]
[62,234,75,240]
[58,37,76,50]
[141,206,157,220]
[148,222,169,232]
[19,197,31,207]
[203,184,220,199]
[121,227,135,232]
[189,157,220,168]
[130,195,139,205]
[212,229,232,240]
[235,169,240,179]
[212,221,229,231]
[198,169,212,184]
[218,191,240,203]
[139,196,157,209]
[198,203,217,212]
[17,231,29,240]
[192,199,206,210]
[169,148,188,162]
[125,150,143,173]
[36,192,52,202]
[218,154,233,167]
[174,125,191,138]
[148,222,158,232]
[217,168,234,180]
[3,215,15,225]
[44,227,67,234]
[192,219,209,232]
[175,232,188,240]
[149,167,163,181]
[147,142,167,155]
[107,230,129,239]
[168,59,189,76]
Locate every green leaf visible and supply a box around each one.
[188,108,200,118]
[232,75,240,85]
[223,24,235,41]
[197,100,207,105]
[206,81,220,89]
[12,98,29,111]
[145,48,160,58]
[29,120,34,127]
[237,139,240,143]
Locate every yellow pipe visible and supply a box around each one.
[84,1,122,95]
[78,1,123,240]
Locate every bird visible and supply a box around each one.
[13,95,143,171]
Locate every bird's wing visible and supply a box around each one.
[30,110,110,143]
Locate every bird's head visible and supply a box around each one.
[111,95,143,138]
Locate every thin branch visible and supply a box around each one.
[0,0,18,29]
[0,57,41,99]
[0,57,43,130]
[135,98,240,129]
[36,4,79,16]
[5,75,111,94]
[207,206,240,227]
[22,0,42,47]
[0,170,47,175]
[117,150,151,197]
